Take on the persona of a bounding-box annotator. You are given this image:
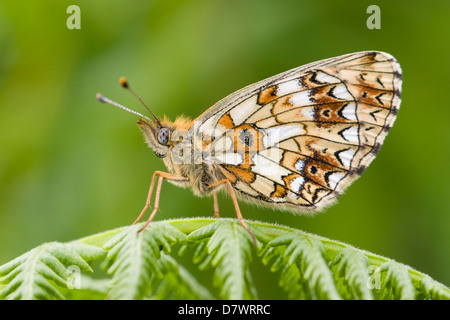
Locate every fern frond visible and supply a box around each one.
[0,242,105,300]
[2,218,449,300]
[187,219,257,299]
[259,245,306,299]
[331,248,373,300]
[102,222,186,299]
[60,275,110,300]
[418,276,450,300]
[269,231,341,300]
[148,254,215,300]
[378,261,415,299]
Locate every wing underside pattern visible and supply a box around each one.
[195,51,402,211]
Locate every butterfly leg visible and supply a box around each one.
[132,171,159,225]
[137,175,164,233]
[208,179,256,245]
[213,193,220,218]
[133,171,187,232]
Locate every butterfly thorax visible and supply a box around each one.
[166,160,224,197]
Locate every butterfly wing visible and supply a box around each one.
[195,51,402,212]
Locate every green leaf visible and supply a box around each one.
[102,222,186,300]
[418,276,450,300]
[0,242,105,300]
[149,254,215,300]
[259,245,306,299]
[379,261,415,300]
[331,248,373,300]
[59,275,110,300]
[2,218,449,300]
[187,219,256,299]
[269,231,341,300]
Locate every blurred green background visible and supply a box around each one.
[0,0,449,297]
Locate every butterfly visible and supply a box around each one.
[97,51,402,244]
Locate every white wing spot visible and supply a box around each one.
[252,154,291,185]
[288,90,313,107]
[338,148,357,168]
[315,71,341,84]
[290,176,305,193]
[301,107,316,119]
[340,126,359,143]
[333,83,353,100]
[229,96,259,126]
[277,79,303,96]
[213,152,243,166]
[262,124,306,148]
[328,172,345,189]
[295,158,306,172]
[340,102,357,121]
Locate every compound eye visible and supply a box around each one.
[157,127,170,145]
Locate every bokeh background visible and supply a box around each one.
[0,0,449,297]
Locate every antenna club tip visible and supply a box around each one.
[119,77,128,88]
[96,93,106,102]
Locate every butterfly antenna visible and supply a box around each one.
[96,93,153,122]
[119,77,162,127]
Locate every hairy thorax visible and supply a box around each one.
[163,148,224,197]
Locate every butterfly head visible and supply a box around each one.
[137,118,171,158]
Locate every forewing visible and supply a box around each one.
[196,51,402,212]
